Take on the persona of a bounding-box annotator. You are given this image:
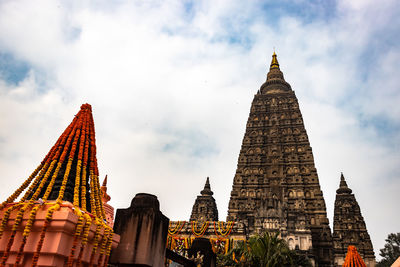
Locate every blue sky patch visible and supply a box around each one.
[161,127,218,158]
[0,52,30,85]
[260,0,337,25]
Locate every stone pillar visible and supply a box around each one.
[110,193,169,267]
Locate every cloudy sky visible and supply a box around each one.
[0,0,399,259]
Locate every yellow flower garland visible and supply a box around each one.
[168,221,186,236]
[191,221,209,237]
[0,104,114,267]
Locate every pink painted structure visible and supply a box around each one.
[0,202,119,266]
[0,105,120,266]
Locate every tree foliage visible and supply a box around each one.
[377,233,400,267]
[217,231,312,267]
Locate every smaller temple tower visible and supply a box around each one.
[333,173,375,267]
[101,175,115,228]
[190,177,219,222]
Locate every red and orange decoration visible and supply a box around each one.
[0,104,113,267]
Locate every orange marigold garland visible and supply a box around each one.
[0,164,42,209]
[168,221,186,237]
[67,210,85,267]
[214,221,234,239]
[77,213,92,266]
[31,203,60,267]
[0,104,113,266]
[13,123,77,265]
[97,227,111,266]
[343,245,367,267]
[89,219,103,266]
[103,230,114,267]
[191,221,209,237]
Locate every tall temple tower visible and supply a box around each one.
[333,173,375,267]
[227,52,334,266]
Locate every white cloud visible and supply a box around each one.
[0,0,399,259]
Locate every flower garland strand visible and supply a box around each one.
[343,245,367,267]
[31,117,82,267]
[97,227,111,266]
[0,164,42,209]
[66,113,88,267]
[168,221,186,237]
[76,213,92,266]
[0,104,113,267]
[213,221,234,239]
[191,221,209,237]
[80,116,90,211]
[103,229,114,267]
[88,219,102,266]
[67,210,85,266]
[14,122,78,265]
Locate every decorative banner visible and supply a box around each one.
[210,238,231,255]
[167,236,190,256]
[191,221,209,237]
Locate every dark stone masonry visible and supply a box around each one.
[169,53,375,267]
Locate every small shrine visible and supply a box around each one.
[0,104,119,266]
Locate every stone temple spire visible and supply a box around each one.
[200,177,213,196]
[190,177,218,222]
[337,172,352,194]
[227,52,333,265]
[260,51,292,93]
[333,173,375,266]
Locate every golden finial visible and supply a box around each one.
[270,51,279,69]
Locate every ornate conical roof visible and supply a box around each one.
[0,104,113,266]
[260,51,292,93]
[336,173,352,194]
[190,177,218,222]
[1,104,104,215]
[200,177,213,196]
